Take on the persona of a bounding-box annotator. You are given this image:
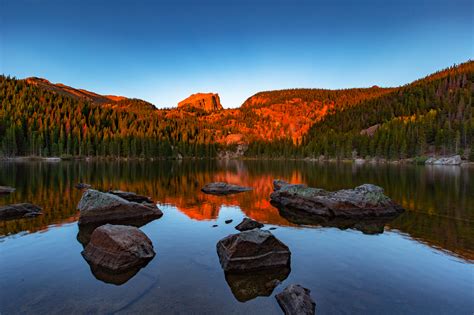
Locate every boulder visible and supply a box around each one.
[202,182,252,195]
[235,217,264,231]
[225,267,290,302]
[0,203,42,220]
[178,93,223,112]
[81,224,155,272]
[270,180,404,219]
[275,284,316,315]
[425,155,462,165]
[216,229,291,273]
[107,190,154,204]
[77,189,163,225]
[0,186,15,195]
[75,183,92,190]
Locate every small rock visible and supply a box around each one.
[75,183,92,190]
[0,203,42,220]
[212,224,218,228]
[81,224,155,272]
[216,229,291,272]
[235,217,264,231]
[0,186,15,195]
[202,182,252,195]
[275,284,316,315]
[225,219,233,224]
[269,227,277,230]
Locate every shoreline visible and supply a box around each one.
[1,155,472,166]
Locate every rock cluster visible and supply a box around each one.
[202,182,253,195]
[425,155,462,165]
[77,189,162,225]
[270,180,404,219]
[0,203,42,220]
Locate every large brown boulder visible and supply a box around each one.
[270,180,404,219]
[202,182,252,195]
[178,93,223,112]
[81,224,155,272]
[0,203,42,220]
[275,284,316,315]
[77,189,162,225]
[0,186,15,195]
[216,229,291,273]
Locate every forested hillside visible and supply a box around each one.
[1,61,472,160]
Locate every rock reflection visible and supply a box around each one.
[85,260,152,285]
[277,206,400,235]
[224,267,291,302]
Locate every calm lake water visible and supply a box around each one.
[0,160,473,314]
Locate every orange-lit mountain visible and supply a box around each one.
[21,77,394,145]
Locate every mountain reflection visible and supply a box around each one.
[0,160,472,261]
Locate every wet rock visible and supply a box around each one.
[270,180,404,219]
[81,224,155,272]
[77,189,163,225]
[225,219,233,224]
[225,267,290,302]
[0,203,42,220]
[201,182,252,195]
[216,229,291,273]
[212,224,218,228]
[75,183,92,190]
[0,186,15,195]
[425,155,462,165]
[235,217,264,231]
[107,190,154,205]
[269,227,277,230]
[275,284,316,315]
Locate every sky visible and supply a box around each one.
[1,0,473,108]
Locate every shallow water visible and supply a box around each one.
[0,160,473,314]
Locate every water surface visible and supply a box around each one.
[0,160,473,314]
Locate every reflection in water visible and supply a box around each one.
[224,267,291,302]
[0,160,472,261]
[276,206,399,235]
[83,257,153,286]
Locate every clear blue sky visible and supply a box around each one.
[1,0,473,108]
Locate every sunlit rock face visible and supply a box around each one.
[178,93,223,112]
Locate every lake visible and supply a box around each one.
[0,160,473,314]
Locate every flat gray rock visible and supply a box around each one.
[0,203,42,220]
[77,189,163,225]
[202,182,252,195]
[275,284,316,315]
[0,186,15,195]
[217,229,290,272]
[270,180,404,219]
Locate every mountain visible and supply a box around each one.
[1,60,472,160]
[178,93,223,112]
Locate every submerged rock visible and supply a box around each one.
[275,284,316,315]
[81,224,155,272]
[425,155,462,165]
[235,217,264,231]
[77,189,163,225]
[107,190,154,205]
[216,229,291,273]
[225,267,290,302]
[225,219,233,224]
[0,203,42,220]
[270,180,404,219]
[0,186,15,195]
[75,183,92,190]
[202,182,252,195]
